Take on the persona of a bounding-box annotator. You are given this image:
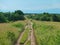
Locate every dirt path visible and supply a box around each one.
[24,21,36,45]
[24,30,31,45]
[31,29,36,45]
[30,21,36,45]
[15,20,36,45]
[15,25,28,45]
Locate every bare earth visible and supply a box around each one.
[30,21,36,45]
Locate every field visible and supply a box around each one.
[33,20,60,45]
[0,21,25,45]
[0,19,60,45]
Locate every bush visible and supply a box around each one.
[27,13,60,22]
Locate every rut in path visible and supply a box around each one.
[24,21,36,45]
[30,21,36,45]
[15,25,28,45]
[24,30,31,45]
[15,20,36,45]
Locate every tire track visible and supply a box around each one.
[15,25,28,45]
[28,21,36,45]
[15,20,36,45]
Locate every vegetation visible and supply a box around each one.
[0,10,25,23]
[27,13,60,22]
[33,20,60,45]
[0,10,60,45]
[7,31,16,44]
[0,21,25,45]
[25,41,31,45]
[20,27,30,44]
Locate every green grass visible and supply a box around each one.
[33,20,60,45]
[12,22,24,28]
[25,41,31,45]
[20,27,29,44]
[0,21,25,45]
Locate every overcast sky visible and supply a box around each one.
[0,0,60,13]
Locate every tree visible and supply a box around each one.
[52,14,59,21]
[15,10,24,15]
[14,10,25,20]
[0,12,8,23]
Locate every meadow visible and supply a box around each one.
[33,20,60,45]
[0,21,25,45]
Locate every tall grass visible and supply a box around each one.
[33,20,60,45]
[12,23,24,28]
[0,21,25,45]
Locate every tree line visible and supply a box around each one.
[27,13,60,22]
[0,10,60,23]
[0,10,25,23]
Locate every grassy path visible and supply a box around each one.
[15,25,28,45]
[24,30,31,45]
[15,20,36,45]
